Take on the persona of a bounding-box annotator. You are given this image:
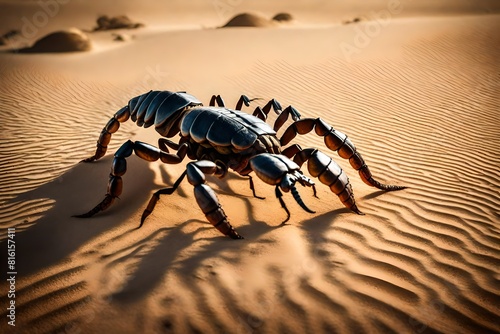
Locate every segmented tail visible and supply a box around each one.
[358,165,407,191]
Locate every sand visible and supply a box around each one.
[0,1,499,333]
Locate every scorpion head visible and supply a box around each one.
[249,153,315,213]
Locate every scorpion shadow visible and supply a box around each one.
[106,193,350,303]
[108,221,260,303]
[0,156,155,277]
[105,175,279,303]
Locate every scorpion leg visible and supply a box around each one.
[81,105,130,162]
[247,175,265,200]
[273,105,302,131]
[209,95,225,107]
[250,98,283,122]
[293,148,364,215]
[187,161,243,239]
[139,171,187,228]
[282,144,302,159]
[74,140,134,217]
[262,99,282,116]
[281,118,406,191]
[158,138,180,151]
[235,95,261,110]
[75,140,186,218]
[211,94,262,110]
[275,186,291,225]
[252,107,267,121]
[139,141,192,225]
[235,95,252,110]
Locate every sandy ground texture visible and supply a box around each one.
[0,1,499,333]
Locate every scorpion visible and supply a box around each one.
[76,91,405,239]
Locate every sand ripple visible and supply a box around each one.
[0,14,499,334]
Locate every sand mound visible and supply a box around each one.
[272,13,294,22]
[343,17,362,25]
[93,15,144,31]
[112,33,132,42]
[0,30,20,45]
[18,28,91,53]
[221,13,276,28]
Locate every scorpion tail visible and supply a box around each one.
[281,117,406,191]
[81,105,130,162]
[320,124,407,191]
[356,162,407,191]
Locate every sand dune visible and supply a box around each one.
[221,13,278,28]
[221,12,295,28]
[272,13,294,22]
[17,28,91,53]
[0,2,499,334]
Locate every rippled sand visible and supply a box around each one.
[0,1,499,333]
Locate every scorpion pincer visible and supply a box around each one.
[75,90,405,239]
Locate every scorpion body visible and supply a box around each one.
[77,90,405,239]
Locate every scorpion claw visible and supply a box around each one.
[290,106,301,121]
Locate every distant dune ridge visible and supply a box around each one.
[222,12,277,27]
[0,1,499,334]
[92,15,144,31]
[17,28,91,53]
[220,12,294,28]
[272,12,294,22]
[0,29,20,45]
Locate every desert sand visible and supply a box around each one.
[0,1,499,333]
